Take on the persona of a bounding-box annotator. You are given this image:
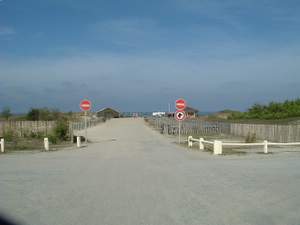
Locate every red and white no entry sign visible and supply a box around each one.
[80,99,92,111]
[175,110,187,121]
[175,98,186,110]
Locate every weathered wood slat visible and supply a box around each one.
[0,121,56,137]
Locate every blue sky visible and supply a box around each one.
[0,0,300,113]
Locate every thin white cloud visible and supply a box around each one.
[0,44,299,112]
[173,0,300,29]
[0,26,15,36]
[89,18,169,48]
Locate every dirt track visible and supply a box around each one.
[0,118,300,225]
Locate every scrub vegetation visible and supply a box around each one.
[228,99,300,120]
[1,108,72,151]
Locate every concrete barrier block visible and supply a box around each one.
[213,140,222,155]
[199,138,204,150]
[44,138,49,151]
[0,138,4,153]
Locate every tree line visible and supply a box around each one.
[1,107,73,121]
[229,99,300,120]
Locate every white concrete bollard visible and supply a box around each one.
[1,138,4,153]
[263,140,268,154]
[188,136,193,148]
[77,136,81,148]
[213,140,222,155]
[199,138,204,150]
[44,138,49,151]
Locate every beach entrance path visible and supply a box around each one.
[0,118,300,225]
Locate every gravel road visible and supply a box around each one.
[0,118,300,225]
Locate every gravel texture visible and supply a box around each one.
[0,118,300,225]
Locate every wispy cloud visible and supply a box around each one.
[0,26,15,36]
[88,18,169,48]
[0,44,299,112]
[1,0,300,112]
[174,0,300,29]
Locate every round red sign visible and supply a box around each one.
[80,99,92,111]
[175,98,186,110]
[175,110,187,121]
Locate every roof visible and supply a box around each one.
[185,106,199,113]
[96,107,121,114]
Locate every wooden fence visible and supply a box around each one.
[0,117,105,139]
[69,117,105,139]
[0,121,56,137]
[70,117,104,131]
[146,117,300,142]
[146,117,230,135]
[230,123,300,142]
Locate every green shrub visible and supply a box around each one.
[29,131,44,139]
[3,129,16,142]
[48,135,58,144]
[1,107,12,120]
[229,99,300,120]
[26,108,62,121]
[53,119,69,141]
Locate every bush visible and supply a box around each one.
[27,108,62,121]
[229,99,300,120]
[53,119,69,141]
[1,107,12,120]
[48,119,69,144]
[48,135,58,144]
[29,131,44,139]
[3,129,16,142]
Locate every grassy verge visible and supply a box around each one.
[3,137,73,153]
[1,119,72,153]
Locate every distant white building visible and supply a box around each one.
[152,112,166,117]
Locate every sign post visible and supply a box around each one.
[175,110,187,144]
[84,111,87,144]
[179,121,181,144]
[175,99,187,144]
[80,99,92,144]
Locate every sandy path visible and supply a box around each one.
[0,118,300,225]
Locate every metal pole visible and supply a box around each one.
[179,121,181,144]
[85,111,87,144]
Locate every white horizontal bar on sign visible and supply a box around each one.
[222,143,264,147]
[202,141,214,145]
[268,142,300,146]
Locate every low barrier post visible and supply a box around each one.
[188,136,193,148]
[264,140,268,154]
[199,138,204,150]
[213,140,222,155]
[1,138,4,153]
[77,136,81,148]
[44,138,49,151]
